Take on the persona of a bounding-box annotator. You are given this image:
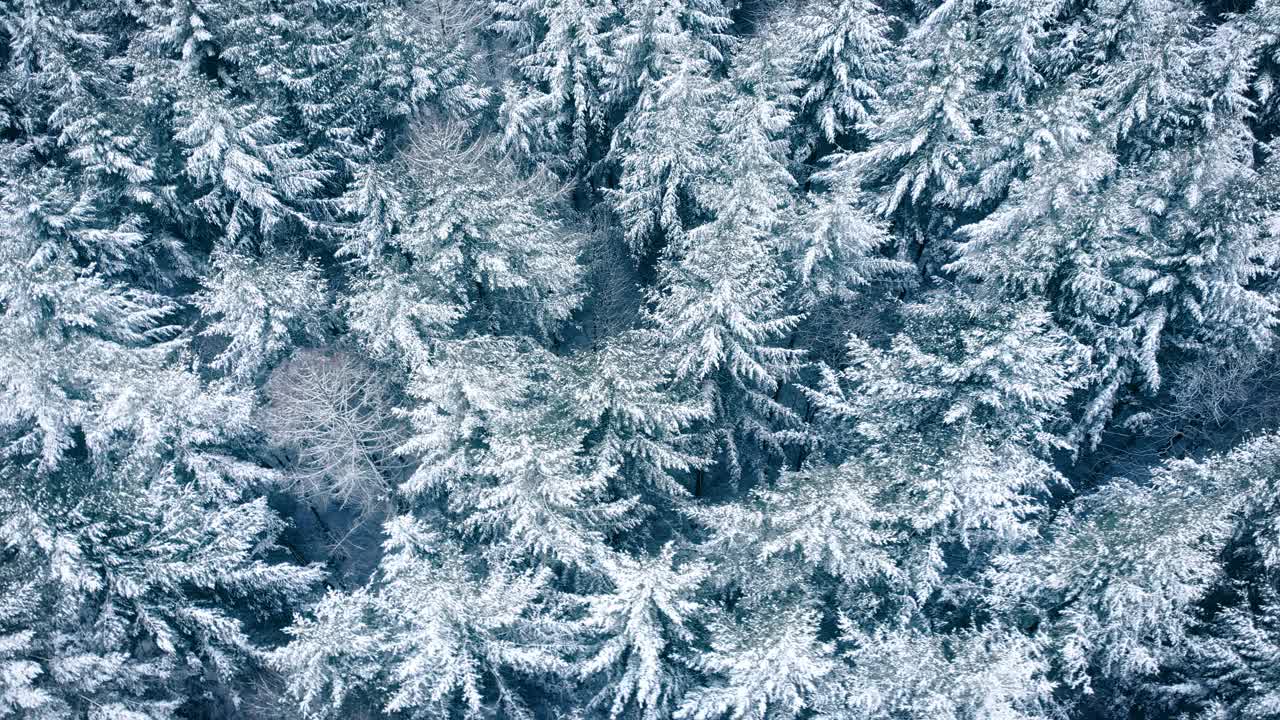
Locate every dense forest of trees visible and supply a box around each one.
[2,0,1280,717]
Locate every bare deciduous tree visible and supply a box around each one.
[261,350,407,511]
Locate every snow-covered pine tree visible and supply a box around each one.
[677,604,837,720]
[1162,586,1280,719]
[174,90,328,248]
[399,337,635,570]
[0,358,322,718]
[215,0,488,151]
[0,168,170,475]
[949,0,1280,446]
[784,179,908,314]
[607,49,720,256]
[603,0,735,255]
[601,0,730,110]
[837,625,1056,720]
[569,332,708,512]
[580,544,709,720]
[782,0,893,156]
[2,0,159,208]
[826,0,985,222]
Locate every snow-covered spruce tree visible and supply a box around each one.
[807,289,1086,582]
[759,13,916,358]
[3,0,492,268]
[0,3,463,716]
[495,0,618,175]
[280,334,712,716]
[0,167,172,474]
[271,515,570,720]
[670,288,1082,720]
[1160,586,1280,720]
[334,161,462,365]
[132,0,487,202]
[1,0,164,218]
[607,45,721,256]
[783,172,909,315]
[399,337,635,571]
[603,0,733,255]
[0,334,322,719]
[601,0,730,112]
[945,0,1280,446]
[202,0,489,152]
[174,89,328,248]
[835,624,1057,720]
[339,122,585,364]
[676,603,838,720]
[568,332,709,513]
[0,164,321,718]
[645,50,808,490]
[671,410,894,719]
[580,543,709,720]
[825,0,986,222]
[988,433,1280,707]
[804,0,1280,449]
[773,0,893,158]
[690,463,896,603]
[195,248,329,381]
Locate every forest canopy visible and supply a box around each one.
[2,0,1280,718]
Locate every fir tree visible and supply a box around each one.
[837,626,1056,720]
[0,365,322,718]
[400,337,634,570]
[831,0,985,219]
[787,0,892,153]
[677,604,837,720]
[569,332,708,508]
[608,53,719,255]
[647,54,807,486]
